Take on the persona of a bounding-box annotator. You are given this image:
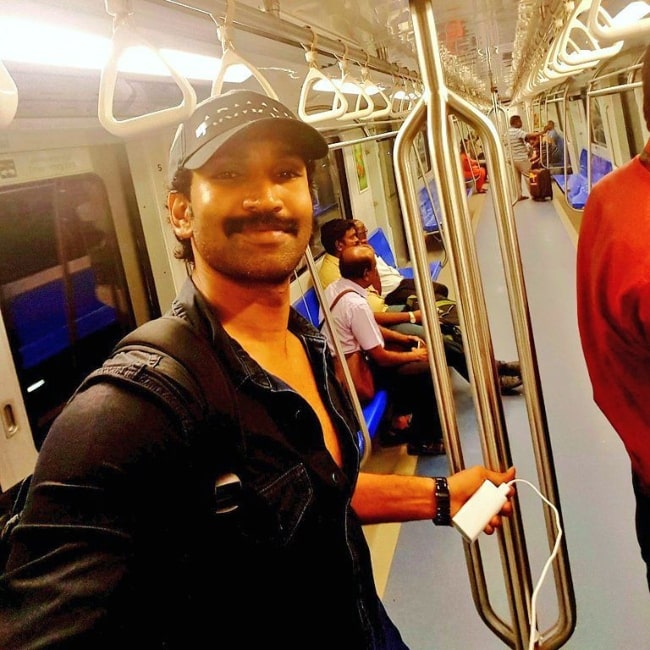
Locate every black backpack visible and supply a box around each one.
[0,315,238,571]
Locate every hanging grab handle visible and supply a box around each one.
[99,1,196,138]
[359,66,391,120]
[336,56,374,121]
[0,59,18,128]
[211,47,278,98]
[210,3,278,99]
[298,48,348,123]
[557,0,623,66]
[587,0,650,44]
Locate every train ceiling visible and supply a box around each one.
[235,0,644,105]
[2,0,647,122]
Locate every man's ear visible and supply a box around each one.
[168,192,193,239]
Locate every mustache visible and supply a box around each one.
[223,214,300,237]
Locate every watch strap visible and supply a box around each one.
[433,476,451,526]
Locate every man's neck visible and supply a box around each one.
[192,268,291,342]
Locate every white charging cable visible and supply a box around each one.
[507,479,563,650]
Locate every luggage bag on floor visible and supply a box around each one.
[529,168,553,201]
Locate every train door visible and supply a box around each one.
[0,170,147,451]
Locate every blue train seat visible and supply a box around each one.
[555,149,613,209]
[368,227,442,282]
[8,266,118,370]
[292,285,390,447]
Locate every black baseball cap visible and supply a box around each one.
[168,90,328,184]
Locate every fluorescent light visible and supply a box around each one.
[1,18,110,70]
[0,17,251,83]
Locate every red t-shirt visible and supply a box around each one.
[576,152,650,485]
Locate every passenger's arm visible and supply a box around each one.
[373,308,421,327]
[352,466,516,532]
[364,339,427,367]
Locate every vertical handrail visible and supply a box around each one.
[98,0,197,138]
[302,248,372,465]
[586,62,643,195]
[403,1,576,648]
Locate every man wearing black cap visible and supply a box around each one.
[0,90,515,648]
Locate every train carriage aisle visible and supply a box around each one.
[366,192,650,649]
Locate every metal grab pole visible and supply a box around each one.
[400,1,576,648]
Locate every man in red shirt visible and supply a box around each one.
[577,45,650,590]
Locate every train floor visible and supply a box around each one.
[363,185,650,649]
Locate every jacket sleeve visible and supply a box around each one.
[0,381,186,648]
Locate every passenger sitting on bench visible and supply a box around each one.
[459,139,487,193]
[319,219,419,330]
[320,219,523,394]
[322,244,445,456]
[352,218,449,306]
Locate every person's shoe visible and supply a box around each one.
[517,195,529,201]
[497,360,521,376]
[380,428,409,447]
[499,374,523,394]
[407,440,446,456]
[380,414,412,447]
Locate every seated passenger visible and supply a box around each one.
[319,218,416,325]
[321,244,445,456]
[543,120,565,166]
[352,218,449,306]
[460,139,487,193]
[320,219,523,394]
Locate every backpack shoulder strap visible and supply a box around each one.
[329,288,358,311]
[79,316,241,442]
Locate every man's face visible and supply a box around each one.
[355,224,368,244]
[182,128,314,285]
[337,227,360,255]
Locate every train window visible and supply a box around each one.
[0,173,133,448]
[591,99,607,147]
[0,188,58,284]
[308,147,350,262]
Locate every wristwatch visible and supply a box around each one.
[433,477,451,526]
[408,311,416,324]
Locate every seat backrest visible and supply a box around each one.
[368,228,397,269]
[293,287,321,327]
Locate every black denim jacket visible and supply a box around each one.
[0,278,407,649]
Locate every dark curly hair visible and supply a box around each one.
[168,160,317,265]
